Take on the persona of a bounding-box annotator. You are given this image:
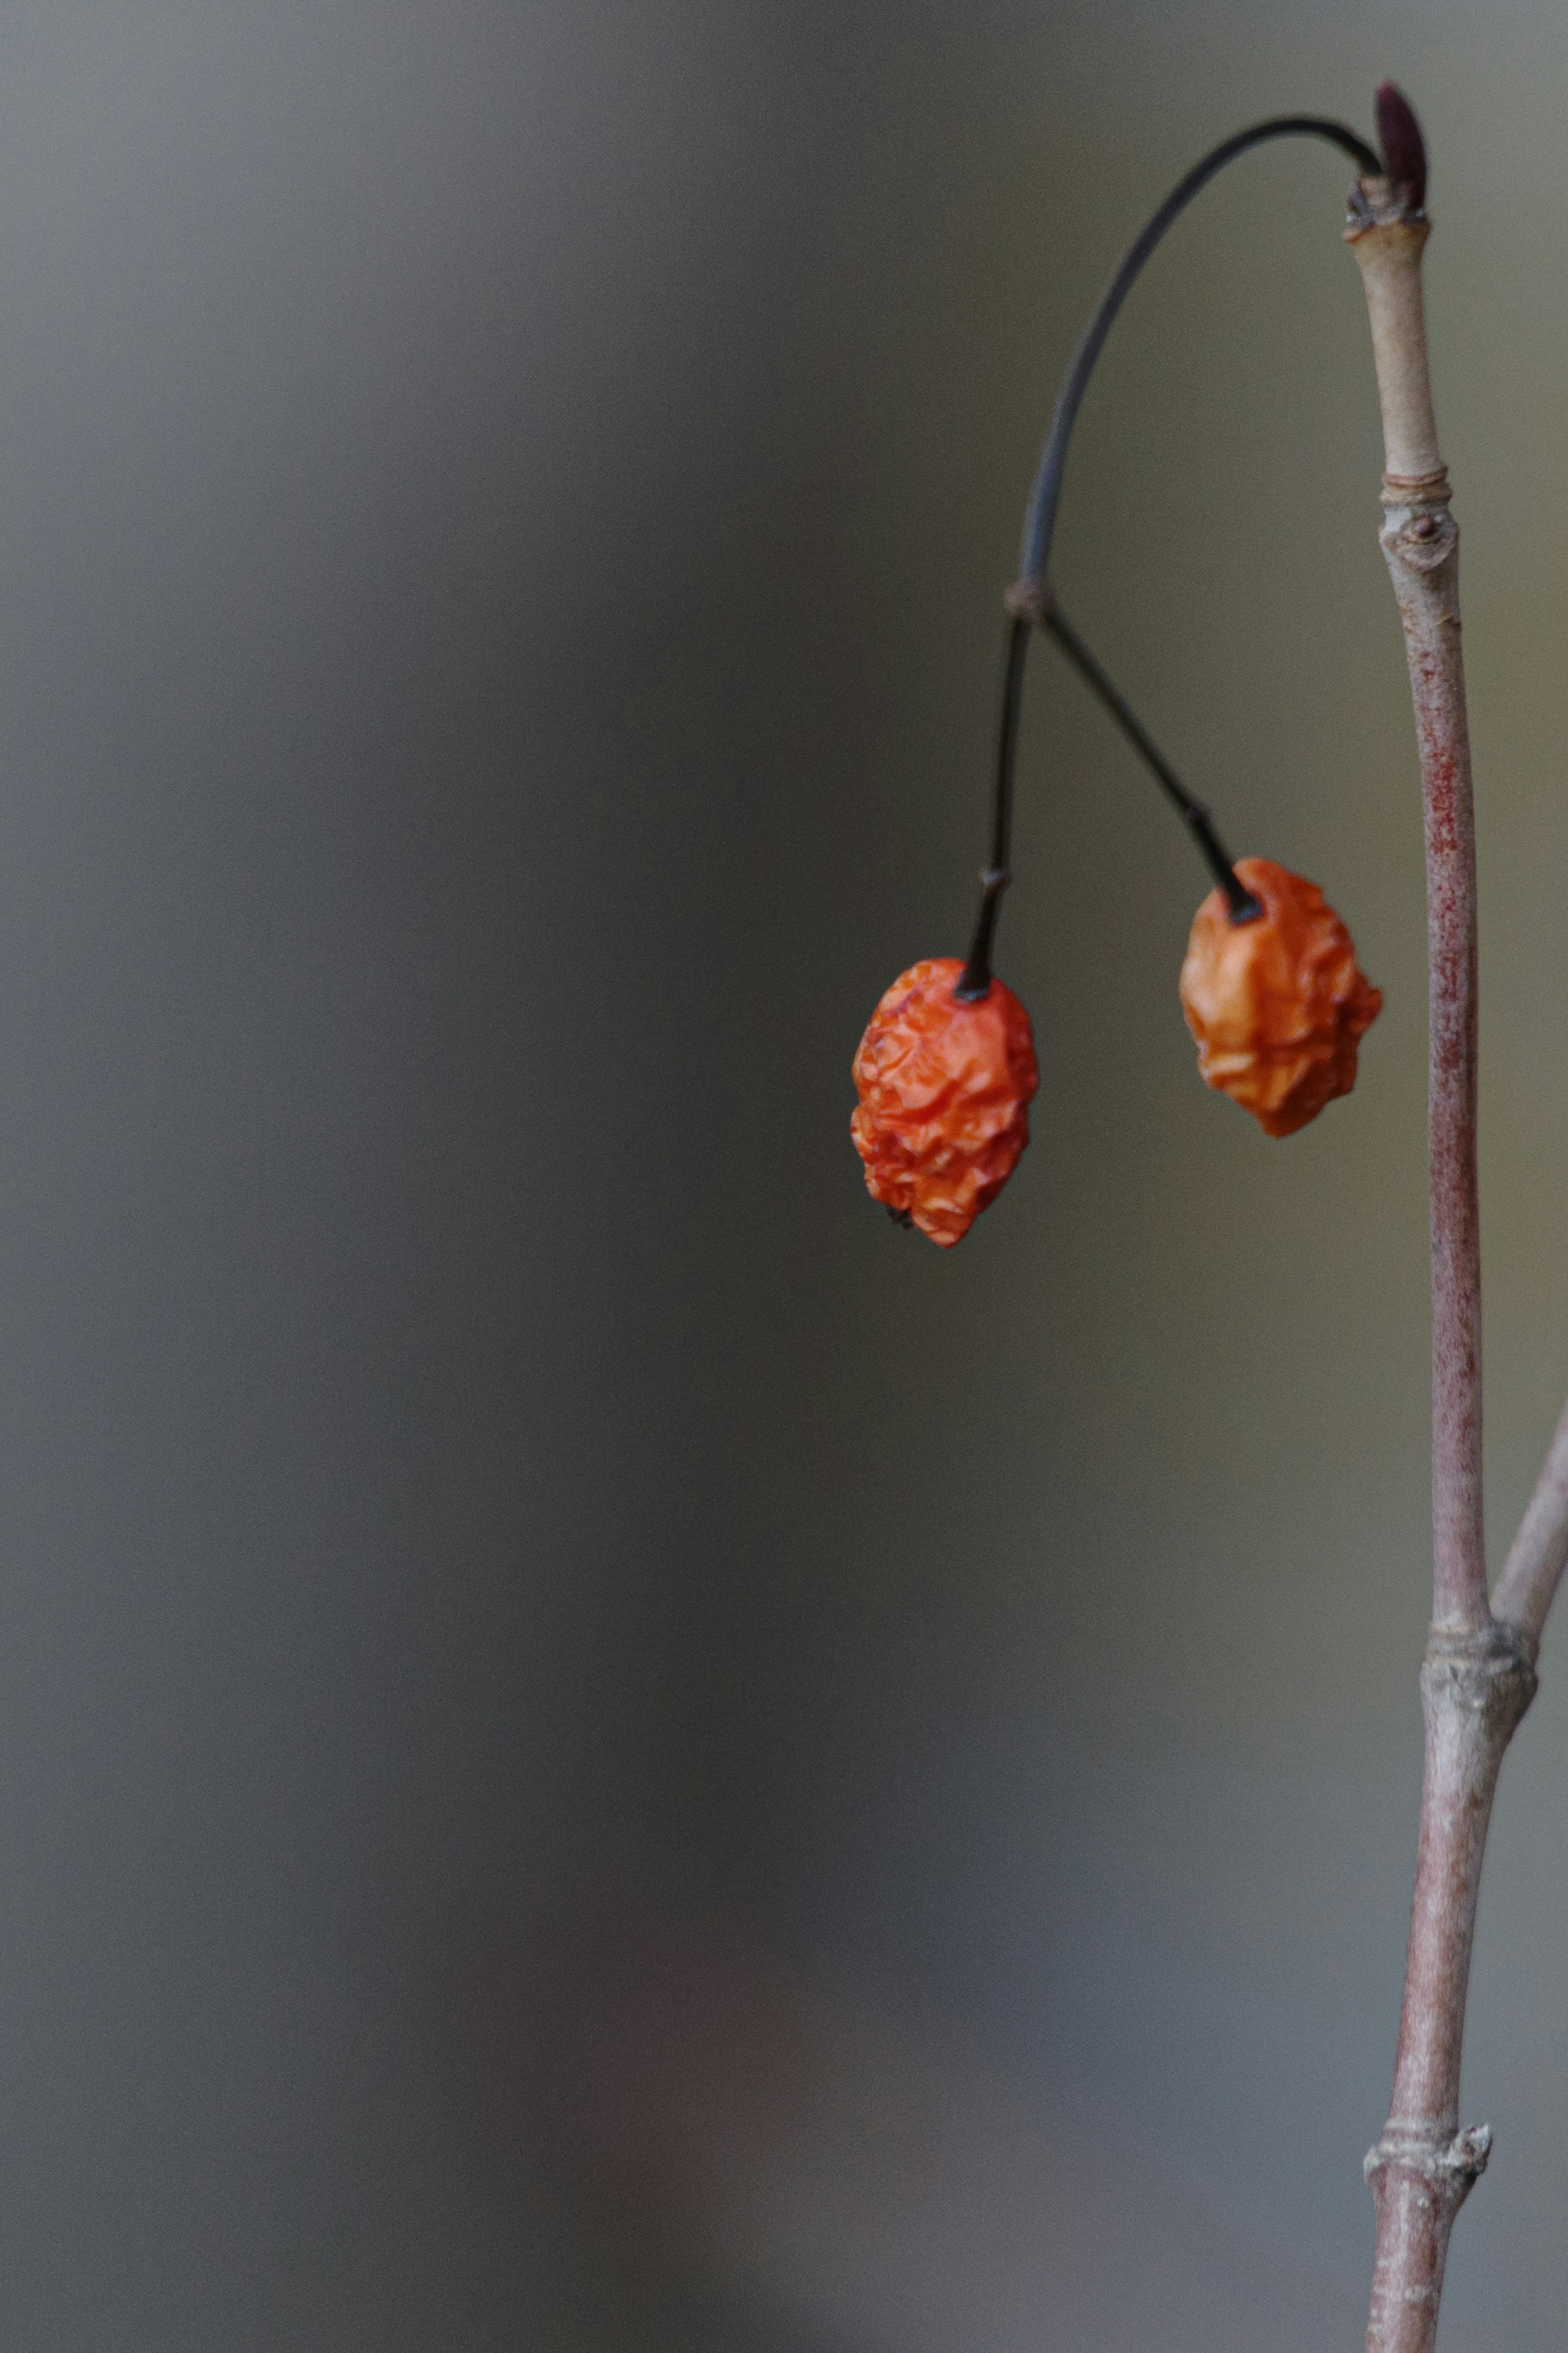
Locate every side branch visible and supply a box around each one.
[1492,1392,1568,1641]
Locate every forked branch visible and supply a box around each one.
[1492,1396,1568,1641]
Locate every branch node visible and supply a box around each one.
[1421,1617,1538,1738]
[1379,467,1450,509]
[1002,577,1052,624]
[1365,2121,1492,2214]
[1347,174,1427,234]
[1380,504,1458,579]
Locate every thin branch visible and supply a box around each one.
[1362,1622,1535,2353]
[1031,589,1258,917]
[1348,89,1535,2353]
[1348,150,1486,1636]
[1492,1392,1568,1641]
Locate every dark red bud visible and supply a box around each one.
[1375,82,1427,212]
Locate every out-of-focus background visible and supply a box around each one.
[2,2,1566,2344]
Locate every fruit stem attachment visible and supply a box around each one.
[1031,588,1261,922]
[960,112,1379,988]
[957,589,1260,997]
[956,616,1029,999]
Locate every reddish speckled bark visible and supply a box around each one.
[1378,493,1486,1636]
[1348,175,1539,2353]
[1362,1623,1535,2353]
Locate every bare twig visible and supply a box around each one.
[1360,1620,1535,2353]
[1348,89,1554,2351]
[1492,1394,1568,1642]
[1350,165,1485,1636]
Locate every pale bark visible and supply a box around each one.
[1492,1393,1568,1642]
[1350,182,1486,1637]
[1361,1623,1536,2353]
[1348,174,1550,2353]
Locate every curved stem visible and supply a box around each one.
[958,113,1377,996]
[1018,116,1378,591]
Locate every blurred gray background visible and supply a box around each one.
[1,1,1566,2345]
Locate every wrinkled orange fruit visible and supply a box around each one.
[851,957,1039,1246]
[1179,856,1382,1137]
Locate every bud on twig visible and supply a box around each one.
[1375,80,1428,214]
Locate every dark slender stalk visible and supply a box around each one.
[956,617,1030,999]
[956,112,1378,996]
[1039,594,1260,920]
[1018,116,1380,591]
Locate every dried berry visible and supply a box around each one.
[1179,855,1382,1137]
[851,958,1039,1247]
